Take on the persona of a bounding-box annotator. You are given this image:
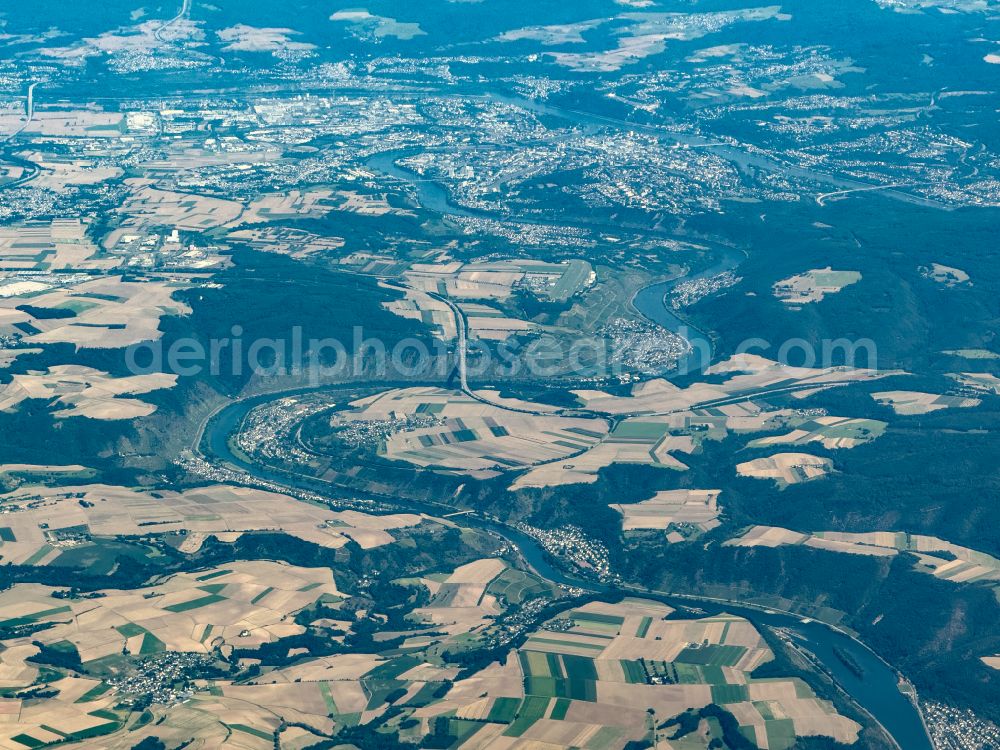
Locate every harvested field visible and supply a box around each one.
[402,258,593,302]
[572,355,891,415]
[0,561,343,663]
[381,284,456,339]
[414,558,506,634]
[0,365,176,419]
[0,275,192,349]
[611,489,721,541]
[727,527,1000,587]
[736,453,834,487]
[419,597,859,749]
[872,390,980,415]
[0,483,424,564]
[949,372,1000,395]
[107,180,244,247]
[748,416,886,450]
[336,387,609,479]
[922,263,969,286]
[773,267,861,305]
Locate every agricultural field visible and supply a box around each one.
[226,226,346,260]
[99,688,339,750]
[921,263,970,287]
[942,349,1000,360]
[0,482,424,566]
[329,189,415,217]
[871,390,981,415]
[236,189,339,224]
[515,356,891,488]
[458,301,542,342]
[412,558,508,635]
[381,284,457,340]
[512,356,892,488]
[233,188,413,227]
[772,267,862,305]
[727,527,1000,587]
[0,275,193,349]
[724,526,818,550]
[485,568,560,606]
[747,416,887,450]
[571,354,891,415]
[416,598,860,749]
[0,219,111,272]
[333,387,609,479]
[5,151,123,193]
[106,180,245,248]
[0,562,355,749]
[0,561,343,663]
[611,489,722,542]
[511,420,693,489]
[2,0,999,742]
[0,674,128,749]
[949,372,1000,395]
[376,254,596,345]
[401,257,593,303]
[0,109,124,138]
[0,464,95,491]
[0,555,543,750]
[0,366,176,420]
[736,453,835,487]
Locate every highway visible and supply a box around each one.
[1,82,38,144]
[428,283,859,421]
[192,383,927,750]
[154,0,192,43]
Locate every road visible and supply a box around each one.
[394,278,866,437]
[192,383,928,750]
[816,182,922,206]
[431,290,469,394]
[154,0,192,43]
[1,82,38,144]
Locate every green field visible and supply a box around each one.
[163,594,227,613]
[609,422,668,441]
[319,681,338,714]
[502,696,550,737]
[620,659,647,684]
[487,697,521,723]
[250,587,273,604]
[0,605,71,629]
[549,697,571,721]
[195,569,232,581]
[711,684,750,704]
[485,568,554,605]
[139,632,166,655]
[676,644,746,667]
[570,611,624,628]
[229,723,273,740]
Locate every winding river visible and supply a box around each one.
[366,149,739,376]
[630,246,744,375]
[201,390,931,750]
[273,131,934,747]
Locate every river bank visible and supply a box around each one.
[196,387,931,750]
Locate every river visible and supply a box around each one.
[201,391,931,750]
[366,148,740,376]
[630,245,745,375]
[324,131,932,748]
